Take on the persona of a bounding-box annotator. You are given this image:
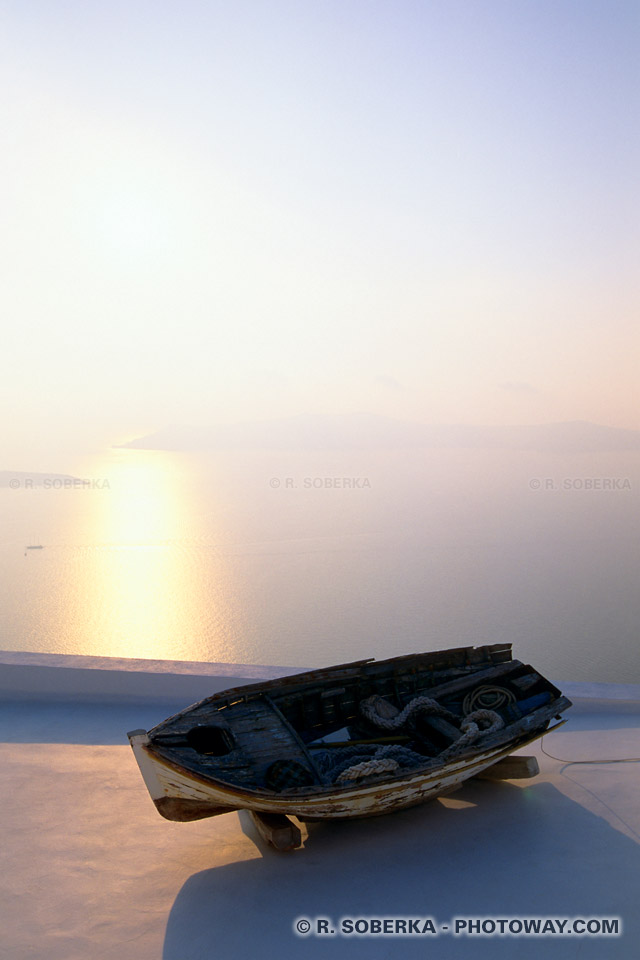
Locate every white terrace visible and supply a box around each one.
[1,651,639,960]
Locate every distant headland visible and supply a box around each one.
[116,414,640,455]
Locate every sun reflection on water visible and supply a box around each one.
[62,451,244,663]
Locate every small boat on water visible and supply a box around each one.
[128,644,571,848]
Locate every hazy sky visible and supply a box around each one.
[2,0,638,463]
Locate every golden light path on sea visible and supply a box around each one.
[60,450,243,664]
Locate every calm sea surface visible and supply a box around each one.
[1,447,638,683]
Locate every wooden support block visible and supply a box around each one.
[476,755,540,781]
[248,810,302,851]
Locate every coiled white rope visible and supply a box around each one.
[360,694,458,729]
[333,697,505,782]
[335,757,400,783]
[437,709,504,760]
[462,685,515,715]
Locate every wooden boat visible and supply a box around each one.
[128,644,571,848]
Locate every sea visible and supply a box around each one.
[1,445,638,683]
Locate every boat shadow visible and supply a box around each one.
[162,778,639,960]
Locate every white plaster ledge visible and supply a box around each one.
[1,651,639,707]
[0,650,304,704]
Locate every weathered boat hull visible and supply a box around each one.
[127,644,571,824]
[129,717,566,822]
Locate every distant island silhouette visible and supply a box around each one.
[117,413,640,454]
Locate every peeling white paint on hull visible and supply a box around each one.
[129,728,552,822]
